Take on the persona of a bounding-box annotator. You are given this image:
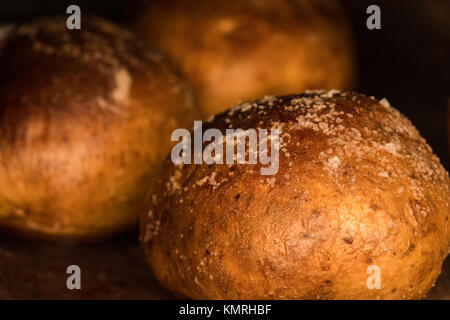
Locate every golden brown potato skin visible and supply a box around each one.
[141,91,450,299]
[0,16,199,240]
[134,0,356,117]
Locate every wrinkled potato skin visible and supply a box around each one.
[135,0,356,117]
[0,17,199,240]
[141,92,450,299]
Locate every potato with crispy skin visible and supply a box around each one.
[141,91,450,299]
[0,16,199,240]
[134,0,356,117]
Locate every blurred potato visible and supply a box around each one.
[135,0,356,117]
[0,16,199,240]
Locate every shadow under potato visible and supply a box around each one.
[0,233,172,299]
[0,232,448,299]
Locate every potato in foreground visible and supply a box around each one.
[0,16,199,240]
[141,91,450,299]
[134,0,356,117]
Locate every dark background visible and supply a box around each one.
[0,0,449,299]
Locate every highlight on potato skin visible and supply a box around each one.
[140,91,450,300]
[134,0,356,117]
[0,16,199,240]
